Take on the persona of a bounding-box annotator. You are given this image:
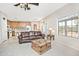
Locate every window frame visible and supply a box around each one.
[58,16,79,38]
[58,20,66,36]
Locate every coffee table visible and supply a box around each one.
[32,39,51,55]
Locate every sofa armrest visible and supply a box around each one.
[18,35,22,39]
[41,34,45,39]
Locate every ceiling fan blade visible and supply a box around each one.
[29,3,39,6]
[14,3,20,6]
[14,3,39,11]
[24,4,30,10]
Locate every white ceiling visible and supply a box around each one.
[0,3,67,21]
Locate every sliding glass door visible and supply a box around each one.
[71,19,78,37]
[67,20,72,37]
[58,16,79,38]
[58,21,65,35]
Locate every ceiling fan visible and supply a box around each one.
[14,3,39,11]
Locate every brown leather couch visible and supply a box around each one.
[18,31,45,44]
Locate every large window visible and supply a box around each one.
[67,20,72,37]
[58,21,65,35]
[71,20,78,37]
[58,16,79,38]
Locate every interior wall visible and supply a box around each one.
[0,17,1,44]
[41,3,79,51]
[0,12,7,44]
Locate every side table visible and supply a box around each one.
[47,35,55,40]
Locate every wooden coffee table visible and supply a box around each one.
[32,39,51,55]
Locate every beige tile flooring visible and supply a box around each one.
[0,37,79,56]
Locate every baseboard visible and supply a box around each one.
[57,40,79,52]
[0,40,7,46]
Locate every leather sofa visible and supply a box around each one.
[18,31,45,44]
